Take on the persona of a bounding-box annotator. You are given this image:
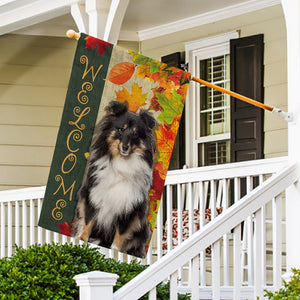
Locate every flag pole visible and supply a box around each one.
[191,76,293,122]
[66,29,293,122]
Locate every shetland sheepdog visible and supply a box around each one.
[73,101,156,258]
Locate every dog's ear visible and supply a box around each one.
[139,110,157,129]
[105,101,128,116]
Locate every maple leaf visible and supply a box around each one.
[168,70,185,85]
[135,63,151,81]
[155,121,179,169]
[180,71,192,85]
[115,83,147,113]
[129,51,152,65]
[147,197,160,229]
[58,222,72,236]
[176,84,189,97]
[106,62,135,85]
[149,95,163,112]
[156,91,184,124]
[85,36,112,56]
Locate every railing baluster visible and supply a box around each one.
[246,176,254,285]
[1,202,5,258]
[259,174,267,286]
[212,241,221,300]
[191,255,199,300]
[7,201,12,257]
[222,178,229,286]
[261,203,267,286]
[234,177,240,203]
[170,271,178,300]
[233,224,242,300]
[37,198,43,244]
[199,181,206,286]
[210,179,220,298]
[53,232,59,244]
[254,208,263,299]
[62,234,68,244]
[187,182,193,234]
[45,229,51,244]
[109,249,114,259]
[22,200,27,248]
[146,238,152,265]
[166,184,173,252]
[148,287,156,300]
[30,199,35,245]
[210,180,216,218]
[156,202,163,259]
[273,194,283,290]
[15,200,20,247]
[177,184,183,285]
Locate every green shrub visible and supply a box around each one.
[264,268,300,299]
[0,243,190,300]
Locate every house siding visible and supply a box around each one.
[140,4,288,161]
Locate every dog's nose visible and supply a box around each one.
[122,143,129,151]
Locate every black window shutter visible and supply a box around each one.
[161,52,186,170]
[230,34,264,162]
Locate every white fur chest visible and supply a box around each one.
[89,154,153,229]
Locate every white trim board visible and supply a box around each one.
[138,0,280,41]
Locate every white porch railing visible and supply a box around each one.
[0,156,293,299]
[73,160,297,300]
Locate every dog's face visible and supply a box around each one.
[103,101,157,161]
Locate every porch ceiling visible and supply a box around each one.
[0,0,280,41]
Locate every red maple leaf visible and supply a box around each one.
[85,36,112,56]
[168,70,184,85]
[58,222,72,236]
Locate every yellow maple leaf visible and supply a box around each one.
[135,63,151,81]
[115,82,147,113]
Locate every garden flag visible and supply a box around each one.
[38,33,191,258]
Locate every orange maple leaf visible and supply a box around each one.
[115,82,147,113]
[106,62,135,85]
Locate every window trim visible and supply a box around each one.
[185,31,239,167]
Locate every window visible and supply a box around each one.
[185,31,239,167]
[198,54,230,166]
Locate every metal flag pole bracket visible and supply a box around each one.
[65,30,293,123]
[271,107,293,122]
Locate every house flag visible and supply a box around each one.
[38,33,191,258]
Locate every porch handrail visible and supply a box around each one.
[165,156,288,184]
[114,162,298,300]
[0,186,45,202]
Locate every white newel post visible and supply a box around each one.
[281,0,300,274]
[74,271,119,300]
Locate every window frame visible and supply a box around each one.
[185,31,239,167]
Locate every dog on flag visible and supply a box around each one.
[73,101,156,258]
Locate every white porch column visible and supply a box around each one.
[281,0,300,272]
[74,271,119,300]
[86,0,111,38]
[83,0,129,44]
